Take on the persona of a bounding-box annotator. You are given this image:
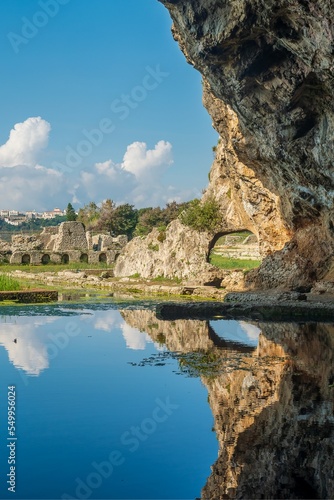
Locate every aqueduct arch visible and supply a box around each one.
[21,254,31,265]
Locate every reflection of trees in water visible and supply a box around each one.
[121,310,334,499]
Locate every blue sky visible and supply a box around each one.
[0,0,218,211]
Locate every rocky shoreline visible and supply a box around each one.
[8,269,228,300]
[3,269,333,320]
[157,293,334,322]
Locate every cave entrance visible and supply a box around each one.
[208,230,261,270]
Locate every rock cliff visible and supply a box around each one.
[156,0,334,289]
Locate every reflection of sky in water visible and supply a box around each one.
[0,317,57,375]
[0,311,260,378]
[210,319,261,347]
[0,309,166,376]
[0,307,217,500]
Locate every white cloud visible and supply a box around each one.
[0,117,51,167]
[122,140,173,179]
[77,140,178,207]
[0,165,64,211]
[0,121,189,210]
[95,160,118,178]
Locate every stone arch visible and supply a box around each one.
[61,254,69,264]
[80,253,88,263]
[21,254,31,265]
[41,254,50,265]
[99,253,107,263]
[208,230,261,267]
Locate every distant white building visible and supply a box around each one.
[42,208,66,219]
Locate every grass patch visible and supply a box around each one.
[0,262,113,273]
[151,275,182,284]
[209,254,261,270]
[0,273,21,291]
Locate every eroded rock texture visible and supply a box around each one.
[159,0,334,289]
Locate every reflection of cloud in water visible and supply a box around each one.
[211,320,261,347]
[94,311,120,332]
[121,322,153,350]
[239,322,261,343]
[0,317,57,375]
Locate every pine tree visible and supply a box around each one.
[66,203,77,221]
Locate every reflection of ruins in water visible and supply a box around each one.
[121,310,334,499]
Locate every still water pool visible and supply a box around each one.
[0,303,333,499]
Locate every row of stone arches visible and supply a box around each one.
[21,252,109,265]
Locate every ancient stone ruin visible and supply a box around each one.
[0,222,127,265]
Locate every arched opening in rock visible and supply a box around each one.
[21,254,31,265]
[208,230,261,270]
[99,253,107,263]
[41,254,50,265]
[61,254,69,264]
[80,253,88,263]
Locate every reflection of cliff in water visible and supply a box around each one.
[202,322,334,500]
[121,310,334,499]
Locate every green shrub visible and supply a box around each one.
[157,230,166,243]
[179,197,221,233]
[148,243,159,252]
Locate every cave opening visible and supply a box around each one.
[208,230,261,270]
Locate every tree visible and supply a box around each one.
[66,203,77,221]
[96,199,116,232]
[134,207,165,236]
[179,197,221,232]
[111,204,138,238]
[77,202,100,230]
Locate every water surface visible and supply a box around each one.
[0,304,333,499]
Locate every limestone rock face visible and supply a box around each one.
[159,0,334,288]
[115,219,218,280]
